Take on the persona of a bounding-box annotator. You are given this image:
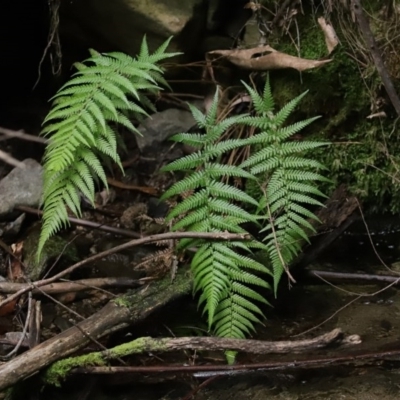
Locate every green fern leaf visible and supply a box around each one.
[37,37,177,258]
[161,74,330,344]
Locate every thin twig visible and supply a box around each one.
[293,274,400,337]
[0,150,26,168]
[73,345,400,378]
[0,277,142,295]
[16,206,142,239]
[0,231,250,310]
[0,127,48,144]
[0,293,32,360]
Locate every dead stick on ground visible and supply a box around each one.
[0,277,143,295]
[0,231,249,310]
[308,270,400,286]
[76,345,400,377]
[351,0,400,116]
[0,269,192,390]
[46,328,361,382]
[45,328,361,383]
[16,205,142,239]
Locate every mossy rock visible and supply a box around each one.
[23,225,78,281]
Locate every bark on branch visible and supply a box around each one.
[0,269,192,390]
[45,328,361,384]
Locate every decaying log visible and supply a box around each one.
[0,269,192,391]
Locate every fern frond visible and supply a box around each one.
[37,37,178,258]
[240,77,329,293]
[161,74,329,344]
[162,90,269,334]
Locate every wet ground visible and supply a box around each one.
[32,220,400,399]
[41,275,400,400]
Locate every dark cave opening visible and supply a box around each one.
[0,0,54,130]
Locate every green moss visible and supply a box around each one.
[43,337,173,387]
[23,225,78,281]
[313,118,400,214]
[261,9,399,213]
[268,9,374,121]
[44,352,105,387]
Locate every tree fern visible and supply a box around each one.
[161,92,272,336]
[37,37,179,258]
[240,77,330,293]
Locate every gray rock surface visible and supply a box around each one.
[0,159,43,217]
[62,0,206,60]
[136,108,196,151]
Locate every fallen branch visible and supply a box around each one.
[0,268,192,390]
[0,277,143,295]
[16,205,142,239]
[44,328,360,385]
[309,270,400,286]
[74,345,400,379]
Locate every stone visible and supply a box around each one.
[0,159,43,217]
[61,0,208,60]
[136,108,196,151]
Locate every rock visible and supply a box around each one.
[0,213,26,238]
[136,108,196,151]
[0,159,43,217]
[22,224,78,281]
[61,0,208,60]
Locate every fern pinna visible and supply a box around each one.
[161,92,272,339]
[38,37,178,258]
[240,77,329,293]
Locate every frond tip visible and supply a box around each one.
[162,90,272,340]
[37,37,179,259]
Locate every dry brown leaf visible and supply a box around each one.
[208,45,332,72]
[318,17,339,54]
[9,242,24,282]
